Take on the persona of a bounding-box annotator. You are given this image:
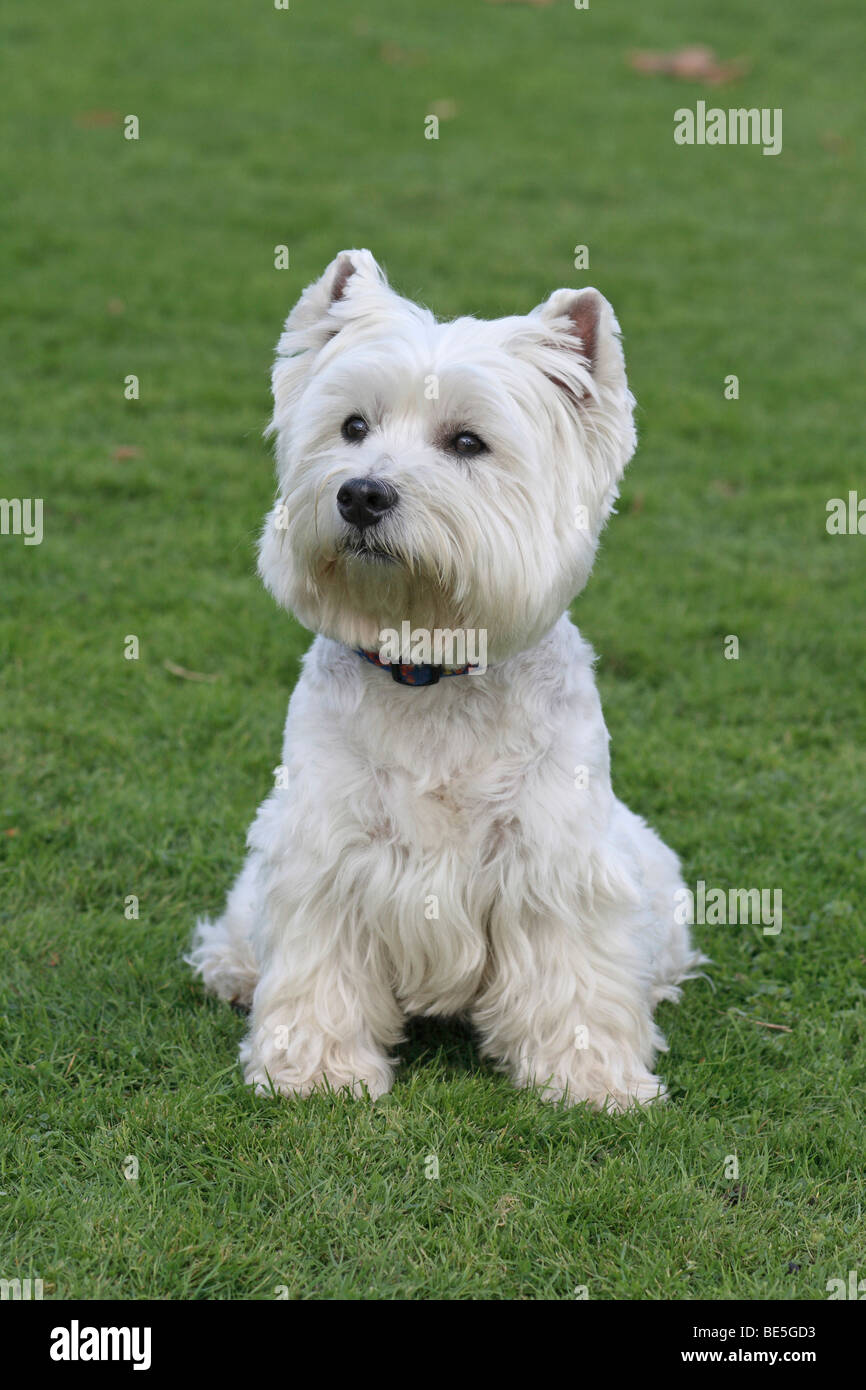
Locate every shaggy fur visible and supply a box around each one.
[188,249,706,1110]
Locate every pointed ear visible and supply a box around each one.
[270,249,390,423]
[515,286,636,508]
[528,286,628,406]
[276,248,389,356]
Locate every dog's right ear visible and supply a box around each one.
[270,250,389,425]
[276,251,388,365]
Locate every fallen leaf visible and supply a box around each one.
[821,131,852,155]
[628,45,749,86]
[379,42,426,67]
[430,99,458,121]
[710,479,739,498]
[163,659,221,683]
[75,110,121,128]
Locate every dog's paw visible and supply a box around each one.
[186,915,258,1007]
[597,1075,668,1112]
[239,1034,393,1102]
[242,1062,392,1102]
[526,1069,667,1112]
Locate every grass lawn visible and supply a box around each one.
[2,0,864,1300]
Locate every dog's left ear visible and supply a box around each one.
[529,286,628,407]
[513,287,636,503]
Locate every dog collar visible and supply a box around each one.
[356,648,477,687]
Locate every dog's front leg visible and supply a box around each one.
[472,908,667,1112]
[239,933,404,1101]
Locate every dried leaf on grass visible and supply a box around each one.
[163,660,221,683]
[628,45,749,86]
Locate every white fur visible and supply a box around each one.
[187,250,706,1111]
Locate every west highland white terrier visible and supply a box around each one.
[188,249,706,1110]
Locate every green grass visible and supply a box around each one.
[2,0,864,1300]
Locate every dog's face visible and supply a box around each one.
[259,250,636,660]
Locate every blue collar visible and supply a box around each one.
[357,648,478,687]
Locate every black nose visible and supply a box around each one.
[336,476,398,530]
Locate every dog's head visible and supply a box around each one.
[259,250,636,661]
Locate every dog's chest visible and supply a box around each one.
[294,632,601,1014]
[343,706,549,1013]
[356,762,511,1012]
[358,704,528,856]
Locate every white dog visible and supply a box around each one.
[188,250,705,1110]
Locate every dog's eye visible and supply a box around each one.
[341,415,369,443]
[448,431,487,457]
